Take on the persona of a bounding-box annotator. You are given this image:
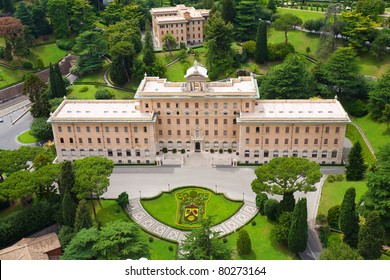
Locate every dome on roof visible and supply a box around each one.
[185,60,208,78]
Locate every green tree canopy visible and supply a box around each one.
[320,242,363,260]
[235,0,261,41]
[272,14,303,44]
[69,0,96,34]
[47,0,69,38]
[62,227,100,260]
[104,20,142,53]
[254,20,267,64]
[368,68,390,120]
[236,229,252,255]
[30,117,53,140]
[355,0,385,21]
[74,199,93,232]
[220,0,236,24]
[62,188,77,227]
[346,142,366,181]
[162,33,178,57]
[288,197,308,254]
[358,211,385,259]
[109,41,135,85]
[251,157,321,196]
[340,187,359,248]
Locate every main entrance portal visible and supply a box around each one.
[195,142,201,152]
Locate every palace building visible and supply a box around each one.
[49,62,351,165]
[151,5,209,48]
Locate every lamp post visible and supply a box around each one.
[168,184,170,192]
[215,184,218,193]
[243,192,245,202]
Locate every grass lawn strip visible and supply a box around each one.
[318,178,368,216]
[345,124,376,164]
[67,85,133,100]
[0,66,30,89]
[87,199,178,260]
[26,44,68,67]
[353,115,389,154]
[277,7,325,23]
[225,215,294,260]
[141,187,243,230]
[17,130,38,144]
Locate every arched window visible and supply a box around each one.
[264,150,269,157]
[302,150,308,158]
[293,150,298,157]
[254,150,260,158]
[168,141,173,148]
[283,150,288,157]
[245,150,250,158]
[145,149,150,157]
[331,150,337,158]
[213,141,219,148]
[205,141,210,148]
[223,141,228,148]
[186,141,191,148]
[273,150,279,158]
[80,149,85,156]
[312,150,318,158]
[322,150,328,158]
[232,141,238,148]
[159,141,164,148]
[177,141,182,148]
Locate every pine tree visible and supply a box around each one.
[15,2,38,37]
[254,20,267,64]
[30,91,50,118]
[346,141,366,181]
[142,23,156,68]
[2,0,15,14]
[237,229,252,255]
[235,0,260,41]
[62,188,77,227]
[358,211,384,259]
[220,0,236,24]
[340,187,359,248]
[288,197,308,254]
[74,199,93,232]
[267,0,277,13]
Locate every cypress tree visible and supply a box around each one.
[358,211,384,259]
[58,160,77,202]
[278,192,295,215]
[267,0,277,13]
[346,141,366,181]
[254,20,267,64]
[54,63,67,97]
[340,187,359,248]
[49,63,56,98]
[237,229,252,255]
[15,2,38,37]
[2,0,15,14]
[62,188,77,227]
[288,197,308,254]
[74,199,93,232]
[142,23,156,68]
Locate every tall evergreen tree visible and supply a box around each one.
[49,63,66,98]
[346,142,366,181]
[358,211,385,259]
[110,41,135,85]
[62,188,77,227]
[22,73,50,118]
[220,0,236,24]
[2,0,15,14]
[235,0,260,41]
[30,91,50,118]
[267,0,277,13]
[237,229,252,255]
[278,192,295,215]
[254,20,267,64]
[58,160,75,198]
[142,23,156,68]
[288,197,308,254]
[340,187,359,248]
[32,4,51,36]
[55,63,67,97]
[47,0,69,39]
[15,2,38,37]
[74,199,93,232]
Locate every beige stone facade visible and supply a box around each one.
[151,5,209,48]
[49,62,350,165]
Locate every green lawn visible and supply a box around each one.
[88,200,178,260]
[17,130,38,144]
[156,50,181,65]
[0,66,30,88]
[353,115,389,154]
[346,124,376,164]
[277,7,325,22]
[141,187,243,230]
[67,85,134,100]
[318,178,368,216]
[26,43,68,67]
[268,28,320,57]
[77,65,108,84]
[225,215,294,260]
[358,54,390,77]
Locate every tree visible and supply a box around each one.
[47,0,69,38]
[242,40,256,58]
[272,14,302,44]
[15,2,37,37]
[93,221,149,260]
[259,55,316,99]
[31,4,51,36]
[74,199,93,232]
[72,31,107,75]
[236,229,251,255]
[263,198,279,221]
[0,17,25,59]
[109,41,135,85]
[73,156,114,222]
[340,187,359,248]
[162,33,178,57]
[235,0,261,41]
[23,73,47,103]
[254,20,267,64]
[29,164,59,200]
[303,19,324,33]
[62,227,100,260]
[267,0,277,13]
[380,104,390,131]
[104,20,142,54]
[69,0,96,34]
[58,161,75,198]
[58,226,75,248]
[95,88,113,99]
[361,143,390,229]
[2,0,14,14]
[320,242,363,260]
[288,197,308,254]
[33,153,52,169]
[220,0,236,24]
[49,63,67,99]
[62,188,77,227]
[317,4,342,59]
[1,170,34,202]
[274,211,292,246]
[278,192,295,215]
[116,192,129,209]
[327,205,341,229]
[30,117,53,140]
[355,0,385,21]
[368,69,390,120]
[202,0,214,9]
[180,218,232,260]
[205,11,234,79]
[370,29,390,60]
[255,193,268,215]
[142,24,155,68]
[251,157,321,197]
[358,211,385,259]
[346,142,366,181]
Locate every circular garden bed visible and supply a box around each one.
[141,186,244,230]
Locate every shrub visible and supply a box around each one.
[319,225,331,247]
[274,211,293,246]
[210,149,214,153]
[223,237,228,243]
[56,39,75,50]
[116,192,129,209]
[148,237,154,243]
[36,59,44,69]
[242,40,256,58]
[162,147,168,153]
[237,229,252,255]
[95,88,113,100]
[327,175,336,183]
[0,199,11,211]
[168,245,173,251]
[306,47,311,54]
[181,149,185,154]
[264,199,279,221]
[344,99,368,117]
[228,149,232,153]
[80,86,89,92]
[251,220,256,226]
[58,226,75,248]
[0,47,5,58]
[335,174,344,182]
[219,149,223,154]
[255,193,268,215]
[172,148,177,154]
[327,205,341,229]
[267,43,295,61]
[23,61,33,69]
[31,117,53,140]
[316,214,327,225]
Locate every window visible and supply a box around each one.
[325,127,330,133]
[312,150,318,158]
[244,150,250,158]
[136,150,141,157]
[302,150,308,158]
[88,138,92,144]
[114,127,118,133]
[175,103,179,108]
[315,127,320,133]
[335,127,340,133]
[186,119,190,125]
[95,126,99,133]
[304,139,308,145]
[135,138,139,144]
[334,139,338,145]
[106,127,110,133]
[233,103,237,109]
[214,130,218,136]
[264,150,269,157]
[77,127,81,132]
[245,103,249,108]
[254,150,260,158]
[186,130,190,136]
[58,126,62,132]
[107,138,111,144]
[144,138,148,144]
[275,139,279,145]
[214,141,219,148]
[214,119,218,125]
[176,119,180,125]
[205,119,209,125]
[246,127,250,133]
[69,138,73,144]
[60,137,64,143]
[223,130,227,136]
[166,103,170,108]
[331,150,337,158]
[314,139,318,145]
[256,127,260,133]
[223,119,227,125]
[116,138,120,144]
[196,119,199,125]
[305,127,310,133]
[293,150,298,157]
[285,127,290,133]
[273,150,279,157]
[223,102,227,109]
[283,150,289,157]
[205,130,209,136]
[285,138,288,145]
[125,138,129,144]
[67,126,71,132]
[143,127,147,133]
[324,139,328,145]
[167,119,171,125]
[108,149,113,157]
[126,149,131,156]
[214,102,218,109]
[168,130,172,136]
[158,119,162,125]
[255,139,259,145]
[117,150,122,157]
[265,127,270,133]
[233,130,237,136]
[265,138,269,145]
[195,103,199,108]
[177,130,181,136]
[124,127,128,133]
[233,119,237,124]
[294,139,298,145]
[322,150,327,158]
[246,138,250,144]
[97,138,101,144]
[295,127,300,133]
[157,102,161,108]
[134,127,138,132]
[204,102,208,109]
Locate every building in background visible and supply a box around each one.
[49,62,350,165]
[151,5,209,48]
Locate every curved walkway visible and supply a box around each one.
[126,198,258,244]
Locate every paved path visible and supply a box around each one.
[126,198,258,243]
